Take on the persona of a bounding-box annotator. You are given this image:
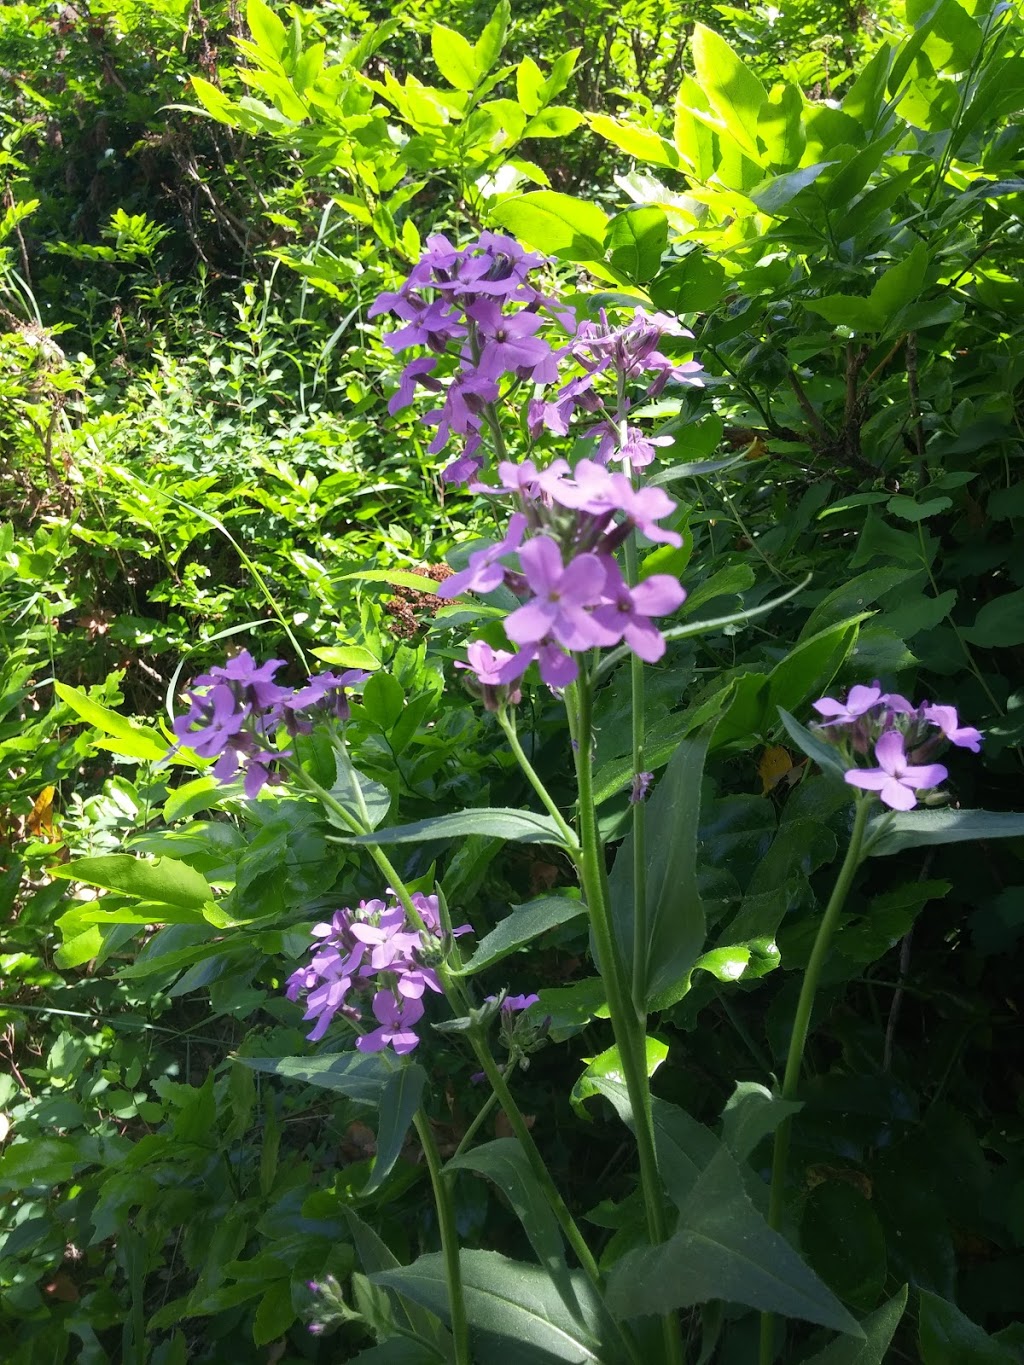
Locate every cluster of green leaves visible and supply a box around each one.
[3,0,1024,1361]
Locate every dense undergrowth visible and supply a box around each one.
[2,1,1024,1362]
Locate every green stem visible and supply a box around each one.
[496,708,580,854]
[413,1109,471,1365]
[622,533,648,1022]
[759,795,872,1365]
[571,677,684,1365]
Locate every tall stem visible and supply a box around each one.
[622,533,648,1022]
[496,708,580,854]
[413,1110,471,1365]
[759,795,872,1365]
[571,675,684,1365]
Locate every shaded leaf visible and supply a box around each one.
[363,1064,426,1196]
[462,896,585,974]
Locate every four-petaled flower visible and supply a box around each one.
[844,731,948,810]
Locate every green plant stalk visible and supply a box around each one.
[622,532,648,1022]
[571,675,684,1365]
[496,707,581,854]
[758,794,872,1365]
[413,1109,471,1365]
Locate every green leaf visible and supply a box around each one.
[804,295,883,331]
[364,1064,426,1196]
[962,588,1024,647]
[362,673,405,731]
[801,1180,887,1309]
[918,1289,1017,1364]
[571,1039,668,1117]
[341,1208,452,1356]
[587,1079,719,1207]
[246,0,287,59]
[473,0,509,72]
[347,1342,444,1364]
[163,777,222,825]
[720,1082,801,1163]
[750,163,834,214]
[339,809,569,849]
[430,24,482,90]
[801,1286,908,1364]
[867,809,1024,857]
[777,709,852,782]
[252,1278,295,1346]
[0,1137,82,1188]
[490,192,608,263]
[605,207,668,283]
[868,241,929,318]
[373,1251,606,1362]
[768,618,866,718]
[238,1053,388,1106]
[606,1150,861,1334]
[53,682,169,761]
[50,853,214,912]
[446,1140,581,1319]
[608,716,719,1008]
[587,114,681,169]
[310,645,381,670]
[758,82,805,168]
[690,24,767,161]
[461,896,585,974]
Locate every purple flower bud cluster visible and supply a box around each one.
[285,892,472,1051]
[370,231,570,484]
[438,457,686,691]
[811,684,982,810]
[171,650,369,799]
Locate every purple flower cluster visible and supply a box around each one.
[372,234,704,486]
[811,684,982,810]
[439,457,686,691]
[528,308,703,471]
[171,650,368,798]
[285,892,471,1051]
[370,231,569,484]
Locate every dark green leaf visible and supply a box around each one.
[446,1140,582,1320]
[364,1064,426,1196]
[918,1289,1018,1365]
[238,1053,388,1105]
[339,809,568,848]
[867,809,1024,857]
[373,1251,606,1362]
[462,896,585,974]
[720,1082,801,1163]
[800,1286,908,1364]
[606,1150,861,1334]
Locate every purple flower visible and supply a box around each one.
[287,670,369,727]
[549,460,683,547]
[923,704,983,752]
[502,993,540,1012]
[468,299,555,382]
[812,684,885,726]
[498,636,579,689]
[436,514,528,598]
[590,559,686,661]
[387,357,441,415]
[456,641,523,710]
[630,771,654,804]
[844,730,948,810]
[384,299,465,354]
[505,537,615,653]
[357,991,425,1055]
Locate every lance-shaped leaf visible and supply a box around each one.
[337,809,569,849]
[372,1250,608,1363]
[801,1285,908,1363]
[237,1052,388,1106]
[461,896,585,974]
[363,1064,426,1196]
[866,808,1024,857]
[606,1149,861,1336]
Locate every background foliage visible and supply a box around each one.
[2,0,1023,1361]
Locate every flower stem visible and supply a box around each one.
[413,1108,471,1365]
[759,794,873,1365]
[497,707,581,854]
[571,676,684,1365]
[622,532,648,1022]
